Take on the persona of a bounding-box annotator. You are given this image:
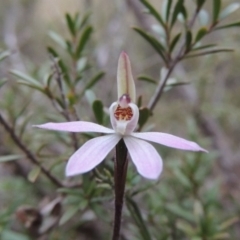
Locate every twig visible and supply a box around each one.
[127,0,200,111]
[50,55,68,114]
[50,55,79,151]
[129,0,237,171]
[147,7,200,111]
[0,113,81,189]
[0,113,64,188]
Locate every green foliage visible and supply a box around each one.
[0,155,23,163]
[1,231,30,240]
[162,0,173,22]
[75,26,93,59]
[138,107,151,130]
[0,1,239,239]
[126,196,152,240]
[212,0,221,24]
[169,32,181,52]
[140,0,165,27]
[0,78,7,88]
[196,0,206,9]
[215,21,240,30]
[133,27,167,63]
[185,30,192,52]
[134,0,240,72]
[137,75,157,84]
[195,27,208,43]
[0,51,10,62]
[79,71,105,97]
[171,0,186,27]
[9,12,104,129]
[92,100,104,124]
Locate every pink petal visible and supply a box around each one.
[125,103,139,134]
[109,102,118,131]
[34,121,114,134]
[124,136,163,179]
[131,132,207,152]
[66,134,121,176]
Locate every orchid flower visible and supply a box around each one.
[35,52,207,179]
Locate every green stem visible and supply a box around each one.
[112,139,128,240]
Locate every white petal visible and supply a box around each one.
[109,102,139,135]
[131,132,207,152]
[34,121,114,134]
[124,136,162,179]
[109,102,118,132]
[117,52,136,102]
[125,103,139,134]
[66,134,121,176]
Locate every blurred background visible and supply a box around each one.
[0,0,240,239]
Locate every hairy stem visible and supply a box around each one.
[112,139,128,240]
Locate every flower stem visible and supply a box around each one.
[112,139,128,240]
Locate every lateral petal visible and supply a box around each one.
[34,121,114,134]
[124,103,139,134]
[109,102,118,132]
[66,134,121,176]
[124,136,162,179]
[131,132,207,152]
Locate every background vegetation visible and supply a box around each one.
[0,0,240,239]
